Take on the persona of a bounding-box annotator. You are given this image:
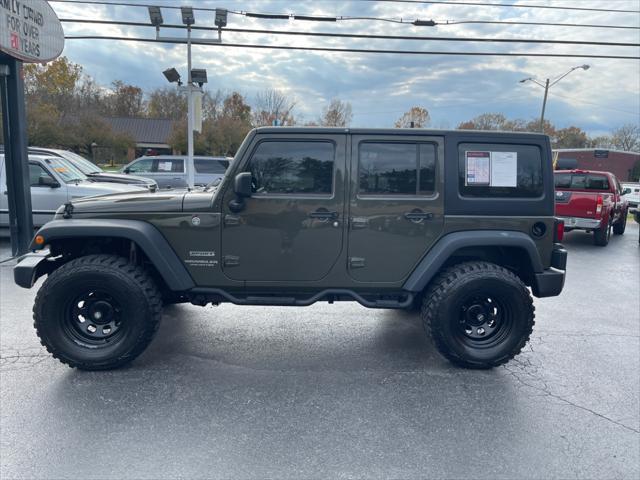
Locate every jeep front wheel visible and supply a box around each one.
[422,261,534,369]
[33,255,162,370]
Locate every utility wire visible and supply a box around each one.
[63,35,640,59]
[59,19,640,47]
[362,0,640,14]
[49,0,640,30]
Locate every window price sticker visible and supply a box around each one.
[465,151,518,187]
[465,151,490,186]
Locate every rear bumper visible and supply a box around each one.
[531,243,567,298]
[557,216,602,230]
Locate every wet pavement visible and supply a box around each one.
[1,224,639,479]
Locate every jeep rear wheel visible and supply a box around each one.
[33,255,162,370]
[421,261,534,369]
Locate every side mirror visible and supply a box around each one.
[229,172,252,213]
[234,172,252,198]
[39,176,60,188]
[123,167,131,174]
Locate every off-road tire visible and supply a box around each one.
[33,255,162,370]
[421,261,534,369]
[594,222,611,246]
[613,211,627,235]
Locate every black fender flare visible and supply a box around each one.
[402,230,544,293]
[31,219,195,291]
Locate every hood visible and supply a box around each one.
[88,172,157,187]
[68,189,186,214]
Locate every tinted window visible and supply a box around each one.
[359,142,436,195]
[29,164,54,186]
[128,158,154,173]
[458,144,543,198]
[554,173,610,190]
[248,141,334,195]
[194,159,227,174]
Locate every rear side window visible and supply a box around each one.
[156,159,184,173]
[554,173,610,190]
[358,142,436,195]
[194,159,227,174]
[248,141,334,195]
[458,143,543,198]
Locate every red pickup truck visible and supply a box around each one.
[554,169,629,246]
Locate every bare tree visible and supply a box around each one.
[395,106,430,128]
[611,123,640,151]
[148,87,187,120]
[320,98,353,127]
[252,89,296,127]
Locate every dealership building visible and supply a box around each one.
[554,148,640,181]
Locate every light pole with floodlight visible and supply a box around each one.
[520,65,591,133]
[148,5,226,188]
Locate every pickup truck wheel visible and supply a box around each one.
[613,210,627,235]
[33,254,162,370]
[593,222,611,246]
[421,261,534,369]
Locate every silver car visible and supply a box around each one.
[120,155,231,189]
[0,154,146,235]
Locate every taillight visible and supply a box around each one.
[554,218,564,242]
[595,194,603,217]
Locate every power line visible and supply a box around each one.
[59,19,640,47]
[440,19,639,29]
[63,35,640,59]
[362,0,640,14]
[48,0,640,30]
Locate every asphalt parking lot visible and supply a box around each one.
[1,224,639,480]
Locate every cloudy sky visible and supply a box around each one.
[49,0,640,135]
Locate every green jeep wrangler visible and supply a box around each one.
[14,128,567,370]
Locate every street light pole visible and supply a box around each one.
[539,78,550,133]
[520,65,591,134]
[186,25,195,188]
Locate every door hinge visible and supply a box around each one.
[349,257,366,268]
[223,255,240,267]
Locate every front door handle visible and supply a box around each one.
[308,209,338,220]
[404,210,434,223]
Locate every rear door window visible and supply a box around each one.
[156,158,184,173]
[194,159,227,174]
[358,142,436,195]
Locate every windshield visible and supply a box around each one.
[57,150,102,174]
[44,157,87,183]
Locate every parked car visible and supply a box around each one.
[14,127,567,370]
[0,146,157,191]
[621,182,640,210]
[0,154,146,235]
[120,155,231,189]
[554,169,629,246]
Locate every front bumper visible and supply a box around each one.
[557,216,602,230]
[531,243,567,298]
[13,252,55,289]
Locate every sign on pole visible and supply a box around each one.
[1,0,65,63]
